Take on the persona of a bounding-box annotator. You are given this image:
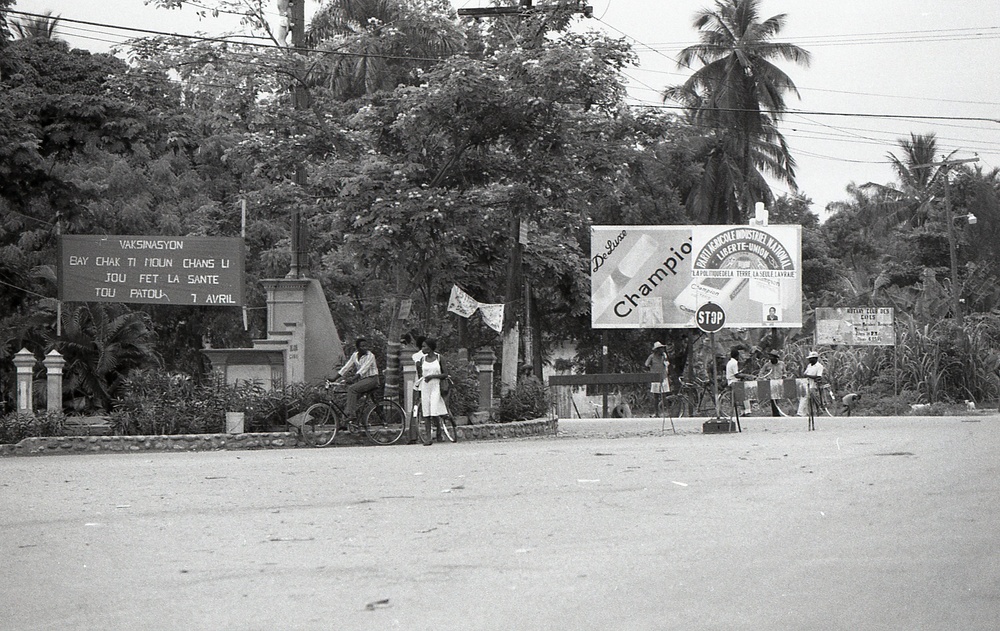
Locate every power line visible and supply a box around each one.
[624,99,1000,125]
[625,65,1000,109]
[4,9,446,62]
[631,25,1000,49]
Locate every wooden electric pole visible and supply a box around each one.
[286,0,307,279]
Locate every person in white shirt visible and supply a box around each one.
[797,350,825,416]
[726,347,753,415]
[417,338,449,445]
[333,338,380,421]
[409,334,426,442]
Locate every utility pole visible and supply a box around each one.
[286,0,307,279]
[919,156,980,325]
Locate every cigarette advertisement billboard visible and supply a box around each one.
[59,235,245,306]
[591,225,802,329]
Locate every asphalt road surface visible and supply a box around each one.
[3,414,999,630]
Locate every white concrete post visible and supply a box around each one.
[13,348,36,414]
[42,350,66,414]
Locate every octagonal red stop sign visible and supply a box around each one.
[695,302,726,333]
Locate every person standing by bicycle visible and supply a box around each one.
[408,334,427,443]
[797,350,825,417]
[726,347,754,416]
[644,341,671,416]
[417,338,449,445]
[333,337,380,422]
[758,349,787,416]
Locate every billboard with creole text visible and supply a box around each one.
[591,225,802,329]
[59,235,245,306]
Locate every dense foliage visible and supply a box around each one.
[1,0,999,423]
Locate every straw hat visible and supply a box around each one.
[652,341,666,350]
[807,351,820,359]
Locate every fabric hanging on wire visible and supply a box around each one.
[447,284,480,318]
[478,303,505,333]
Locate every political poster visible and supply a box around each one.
[591,225,802,329]
[815,307,896,346]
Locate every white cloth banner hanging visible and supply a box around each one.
[447,285,480,318]
[478,303,505,333]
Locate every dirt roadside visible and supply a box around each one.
[2,414,998,630]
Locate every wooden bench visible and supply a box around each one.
[730,378,808,402]
[547,373,660,388]
[547,373,660,418]
[61,416,114,436]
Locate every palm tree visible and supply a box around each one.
[306,0,462,99]
[862,133,951,229]
[54,304,161,412]
[11,10,61,41]
[664,0,810,224]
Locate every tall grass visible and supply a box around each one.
[798,313,1000,404]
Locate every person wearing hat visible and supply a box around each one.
[757,349,787,416]
[797,350,825,416]
[645,341,671,416]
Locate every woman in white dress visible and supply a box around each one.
[418,338,449,445]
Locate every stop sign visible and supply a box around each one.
[695,302,726,333]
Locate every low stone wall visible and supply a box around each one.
[0,418,558,457]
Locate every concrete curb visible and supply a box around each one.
[0,418,559,457]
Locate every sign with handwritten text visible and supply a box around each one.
[59,235,245,306]
[815,307,895,346]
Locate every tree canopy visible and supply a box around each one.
[1,0,998,413]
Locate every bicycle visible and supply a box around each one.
[805,378,834,430]
[296,379,406,447]
[415,376,457,444]
[670,375,735,418]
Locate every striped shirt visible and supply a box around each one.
[339,351,379,379]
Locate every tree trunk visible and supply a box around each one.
[501,214,522,393]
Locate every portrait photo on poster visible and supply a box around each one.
[764,304,781,322]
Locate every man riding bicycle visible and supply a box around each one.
[332,338,380,422]
[797,350,825,417]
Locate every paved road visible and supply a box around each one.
[3,414,999,630]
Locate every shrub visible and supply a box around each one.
[110,370,296,435]
[442,353,479,417]
[0,411,64,444]
[494,377,549,423]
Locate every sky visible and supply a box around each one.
[9,0,1000,214]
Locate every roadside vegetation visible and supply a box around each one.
[1,1,998,439]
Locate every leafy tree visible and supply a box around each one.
[663,0,810,224]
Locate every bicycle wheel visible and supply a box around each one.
[808,389,820,430]
[716,390,735,419]
[363,399,406,445]
[820,387,835,416]
[302,403,338,447]
[666,393,693,418]
[416,414,433,445]
[439,415,457,443]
